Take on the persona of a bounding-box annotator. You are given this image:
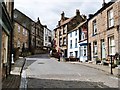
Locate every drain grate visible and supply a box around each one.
[38,62,44,64]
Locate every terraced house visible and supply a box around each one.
[67,21,87,62]
[13,20,29,59]
[88,0,120,64]
[32,18,44,54]
[0,0,14,80]
[54,10,86,57]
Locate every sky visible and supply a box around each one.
[14,0,111,30]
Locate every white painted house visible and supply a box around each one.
[43,26,52,48]
[79,21,88,62]
[68,21,88,62]
[68,29,79,58]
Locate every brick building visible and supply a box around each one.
[13,21,29,57]
[14,9,44,54]
[54,10,86,57]
[88,0,120,63]
[0,1,14,80]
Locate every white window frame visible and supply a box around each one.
[18,25,20,33]
[75,31,77,36]
[84,46,87,56]
[25,30,28,36]
[63,38,66,45]
[108,9,114,28]
[60,39,62,46]
[70,32,72,37]
[109,36,115,55]
[93,41,97,55]
[70,40,72,49]
[23,28,25,35]
[75,38,77,48]
[17,40,20,47]
[93,20,97,35]
[70,52,73,56]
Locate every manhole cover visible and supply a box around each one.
[38,62,44,64]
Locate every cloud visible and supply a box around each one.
[14,0,111,30]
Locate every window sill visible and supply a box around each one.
[92,33,97,37]
[107,26,114,30]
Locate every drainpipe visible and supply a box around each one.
[0,3,2,89]
[9,1,14,75]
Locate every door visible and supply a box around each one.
[101,39,106,59]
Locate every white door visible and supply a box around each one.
[101,40,106,59]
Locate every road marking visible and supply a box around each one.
[78,73,81,76]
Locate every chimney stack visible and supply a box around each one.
[76,9,80,16]
[61,11,65,20]
[102,0,106,7]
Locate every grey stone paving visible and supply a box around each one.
[20,54,119,88]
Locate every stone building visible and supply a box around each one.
[0,0,14,80]
[31,18,44,54]
[13,21,29,58]
[88,0,120,63]
[54,10,86,57]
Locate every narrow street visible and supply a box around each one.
[20,54,119,88]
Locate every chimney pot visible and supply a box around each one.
[76,9,80,16]
[61,11,65,20]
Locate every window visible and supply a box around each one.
[108,36,115,55]
[70,52,73,56]
[75,51,78,58]
[45,36,47,41]
[23,28,25,35]
[60,39,62,46]
[70,40,72,49]
[75,38,77,48]
[18,25,20,33]
[93,20,97,35]
[25,30,28,36]
[108,9,114,28]
[63,25,67,34]
[75,31,77,36]
[63,38,66,45]
[80,46,87,56]
[70,32,72,37]
[25,42,27,48]
[84,46,87,56]
[63,29,67,34]
[81,32,85,40]
[93,41,97,55]
[48,36,51,42]
[17,40,20,47]
[59,31,62,36]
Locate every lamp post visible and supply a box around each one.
[110,55,113,74]
[109,55,113,74]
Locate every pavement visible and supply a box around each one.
[70,62,120,77]
[51,57,120,77]
[59,58,120,78]
[2,58,26,89]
